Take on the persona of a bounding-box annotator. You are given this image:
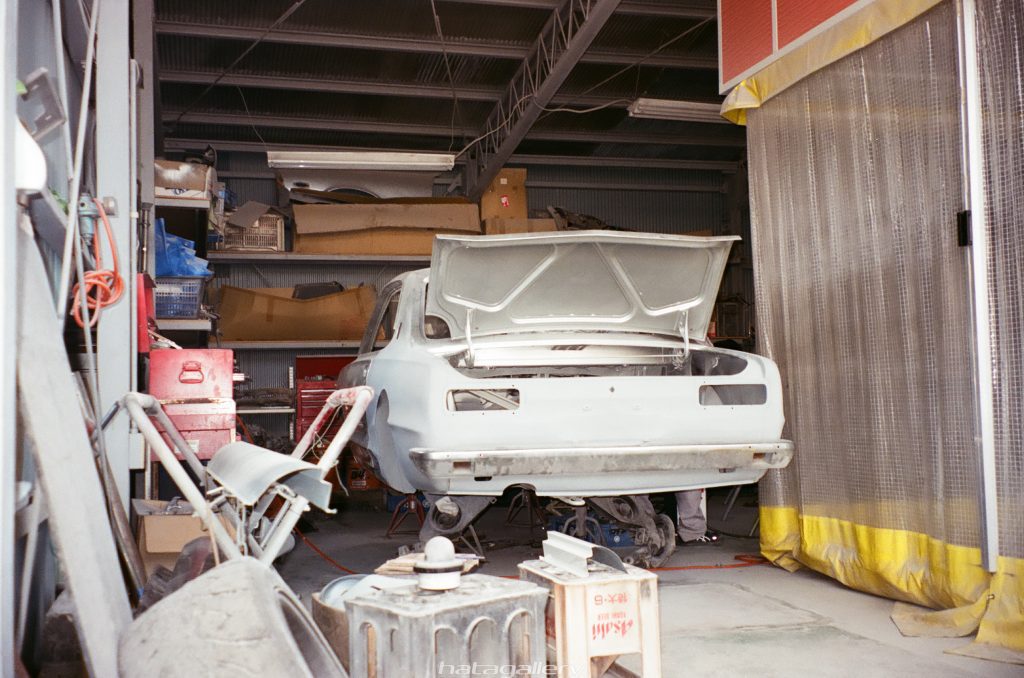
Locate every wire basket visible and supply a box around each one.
[155,276,207,318]
[220,214,285,252]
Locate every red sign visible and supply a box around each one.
[719,0,865,92]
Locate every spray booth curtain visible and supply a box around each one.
[747,0,1023,662]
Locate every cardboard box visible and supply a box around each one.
[155,160,215,203]
[133,499,234,575]
[218,285,377,341]
[292,203,480,255]
[483,218,557,235]
[480,168,527,221]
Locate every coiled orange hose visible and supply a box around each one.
[71,198,124,328]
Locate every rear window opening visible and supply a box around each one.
[447,389,520,411]
[700,384,767,405]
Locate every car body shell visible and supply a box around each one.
[340,236,793,498]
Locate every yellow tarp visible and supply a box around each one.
[721,0,945,125]
[761,506,1024,663]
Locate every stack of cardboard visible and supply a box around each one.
[292,203,480,255]
[218,285,377,341]
[154,160,215,204]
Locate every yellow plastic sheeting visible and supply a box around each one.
[721,0,945,125]
[761,506,1024,663]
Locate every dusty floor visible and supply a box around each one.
[277,487,1016,678]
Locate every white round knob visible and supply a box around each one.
[414,537,463,591]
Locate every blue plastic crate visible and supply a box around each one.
[154,276,207,318]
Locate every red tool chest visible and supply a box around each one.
[293,355,355,442]
[148,348,235,460]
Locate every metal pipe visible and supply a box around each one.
[146,405,207,484]
[959,0,1000,572]
[121,394,241,560]
[15,489,42,651]
[50,0,73,177]
[55,0,99,319]
[72,213,148,593]
[291,386,373,461]
[259,496,309,565]
[313,388,373,477]
[258,387,372,563]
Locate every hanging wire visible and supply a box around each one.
[168,0,308,132]
[236,86,269,151]
[429,0,465,151]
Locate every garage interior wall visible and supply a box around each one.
[747,0,1022,659]
[218,159,750,437]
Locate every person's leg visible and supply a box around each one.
[675,489,707,541]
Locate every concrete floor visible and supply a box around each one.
[277,488,1016,678]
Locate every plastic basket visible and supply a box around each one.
[155,276,207,318]
[220,214,285,252]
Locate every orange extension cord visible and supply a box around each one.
[71,198,125,328]
[294,528,767,575]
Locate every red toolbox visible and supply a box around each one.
[293,355,355,442]
[148,349,235,460]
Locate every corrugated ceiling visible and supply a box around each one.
[154,0,741,173]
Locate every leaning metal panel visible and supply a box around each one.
[748,2,981,548]
[976,0,1024,560]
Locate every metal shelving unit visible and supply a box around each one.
[217,340,364,350]
[236,406,295,415]
[154,196,212,209]
[156,317,212,331]
[208,251,430,265]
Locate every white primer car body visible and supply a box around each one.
[341,231,793,503]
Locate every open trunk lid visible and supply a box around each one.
[426,230,736,341]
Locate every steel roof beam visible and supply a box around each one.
[165,111,476,137]
[468,0,623,199]
[162,138,739,171]
[439,0,715,19]
[159,70,623,108]
[163,110,746,147]
[154,21,717,69]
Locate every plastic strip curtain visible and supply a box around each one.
[746,0,1023,662]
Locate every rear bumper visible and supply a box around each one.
[409,441,793,487]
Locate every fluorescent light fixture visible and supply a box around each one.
[266,150,456,171]
[627,98,728,124]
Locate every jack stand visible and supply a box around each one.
[505,488,547,528]
[456,524,485,558]
[386,494,425,537]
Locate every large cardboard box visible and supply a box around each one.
[133,499,235,575]
[483,218,557,235]
[480,168,527,221]
[292,203,480,255]
[218,285,377,341]
[155,160,215,204]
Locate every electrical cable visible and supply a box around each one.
[553,17,714,109]
[236,86,269,151]
[455,18,713,160]
[537,98,634,114]
[70,198,125,328]
[651,554,768,571]
[169,0,308,132]
[294,528,359,575]
[428,0,464,151]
